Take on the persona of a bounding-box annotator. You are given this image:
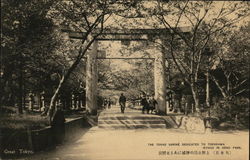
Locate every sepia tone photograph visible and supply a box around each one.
[0,0,249,160]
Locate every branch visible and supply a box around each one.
[175,1,190,28]
[233,79,248,90]
[192,2,211,52]
[177,57,191,74]
[192,2,226,53]
[194,50,202,81]
[56,2,85,33]
[210,74,228,98]
[183,11,195,27]
[156,0,193,83]
[169,35,190,83]
[209,13,250,37]
[156,3,193,50]
[70,0,91,29]
[235,89,247,96]
[183,4,200,21]
[83,15,91,29]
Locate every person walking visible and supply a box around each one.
[108,97,112,109]
[141,94,149,114]
[119,93,126,113]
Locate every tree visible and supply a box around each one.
[210,22,250,99]
[1,0,59,113]
[156,1,250,112]
[44,0,141,117]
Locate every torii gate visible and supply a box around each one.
[63,27,190,115]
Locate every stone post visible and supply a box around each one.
[28,92,34,111]
[154,39,166,115]
[75,94,79,110]
[86,40,98,115]
[79,82,84,108]
[41,91,45,111]
[71,93,75,109]
[78,97,82,109]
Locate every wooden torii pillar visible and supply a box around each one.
[86,40,98,115]
[154,39,166,115]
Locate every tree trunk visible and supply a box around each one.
[190,83,200,113]
[47,75,65,121]
[44,35,97,118]
[206,69,210,107]
[226,75,232,97]
[18,55,23,114]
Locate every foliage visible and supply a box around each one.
[210,22,250,98]
[155,1,250,110]
[97,41,154,98]
[0,113,50,130]
[1,0,62,109]
[211,97,249,129]
[44,0,144,116]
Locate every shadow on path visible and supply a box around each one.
[20,127,91,160]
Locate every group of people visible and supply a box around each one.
[140,95,158,114]
[167,81,194,115]
[118,93,158,114]
[103,98,112,109]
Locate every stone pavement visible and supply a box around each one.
[98,105,167,129]
[23,105,249,160]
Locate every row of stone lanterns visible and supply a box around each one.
[27,91,86,112]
